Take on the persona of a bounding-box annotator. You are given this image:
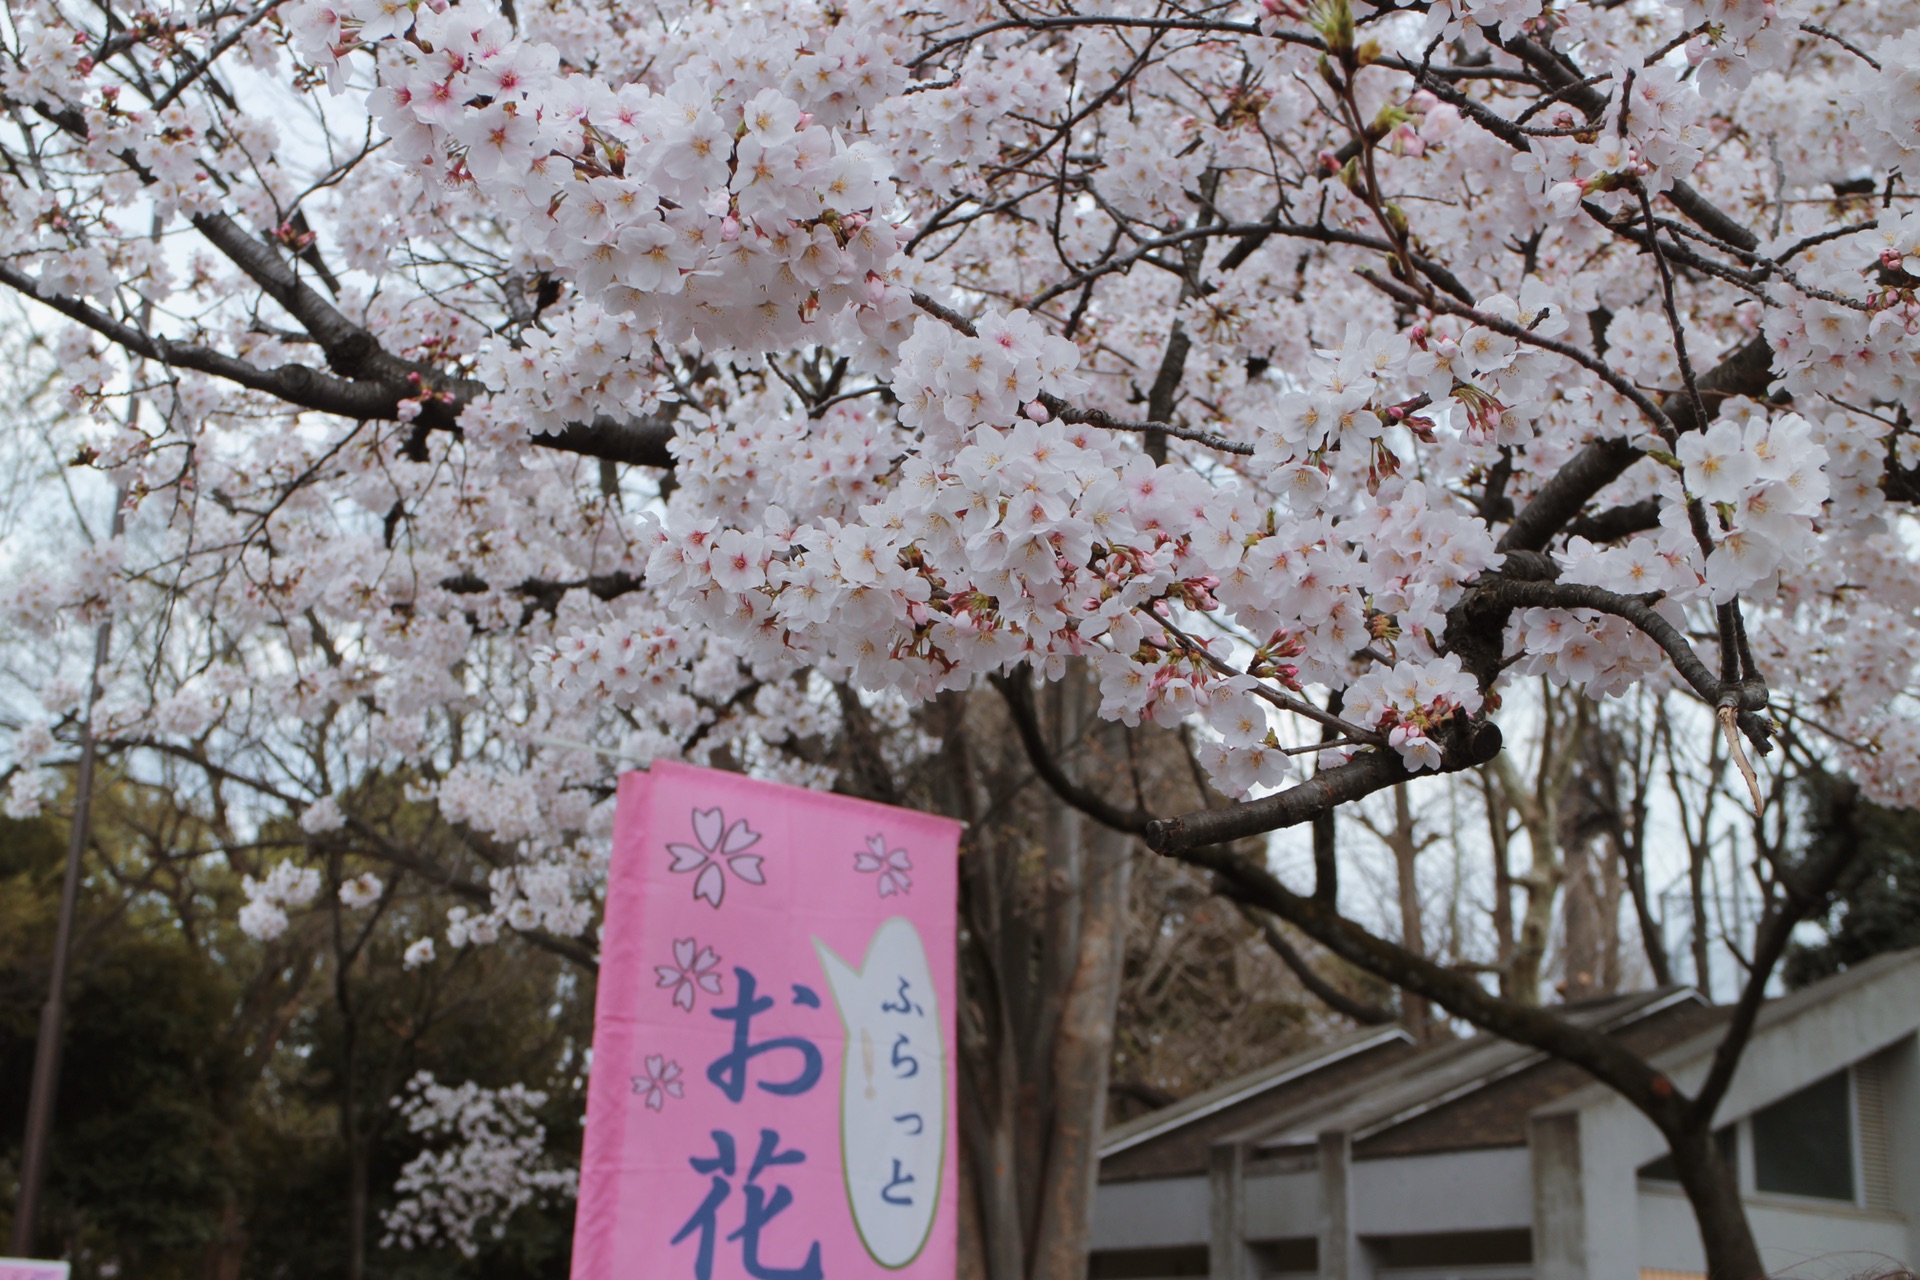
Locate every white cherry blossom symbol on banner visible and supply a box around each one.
[666,807,765,909]
[631,1054,684,1112]
[852,833,912,897]
[654,937,725,1011]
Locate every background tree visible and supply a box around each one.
[1785,775,1920,987]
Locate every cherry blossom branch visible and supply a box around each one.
[1039,396,1252,455]
[1474,574,1767,718]
[1496,33,1760,253]
[0,257,421,420]
[1497,333,1773,554]
[909,289,1256,454]
[1145,705,1504,856]
[1797,21,1881,69]
[1357,268,1678,437]
[1148,608,1387,744]
[101,736,602,971]
[0,254,678,467]
[150,0,289,113]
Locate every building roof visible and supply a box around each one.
[1538,946,1920,1121]
[1097,1024,1416,1182]
[1100,953,1920,1178]
[1098,985,1720,1179]
[1250,987,1722,1157]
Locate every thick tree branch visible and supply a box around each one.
[1690,786,1856,1121]
[1144,720,1503,854]
[1473,575,1766,716]
[1185,839,1690,1133]
[1235,903,1397,1024]
[990,671,1152,834]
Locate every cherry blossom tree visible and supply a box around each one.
[2,0,1919,1270]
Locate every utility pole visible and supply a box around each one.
[10,505,120,1260]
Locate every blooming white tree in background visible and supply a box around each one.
[1,0,1917,1268]
[383,1072,577,1258]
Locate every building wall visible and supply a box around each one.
[1636,1184,1911,1277]
[1352,1150,1534,1237]
[1094,961,1920,1280]
[1547,961,1920,1279]
[1883,1033,1920,1265]
[1094,1174,1212,1250]
[1243,1163,1321,1241]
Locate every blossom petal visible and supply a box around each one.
[691,807,725,852]
[694,862,726,907]
[727,854,765,885]
[674,937,696,969]
[673,981,695,1011]
[667,842,710,873]
[720,818,762,855]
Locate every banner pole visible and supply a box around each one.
[10,486,122,1260]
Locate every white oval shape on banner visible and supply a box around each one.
[814,918,945,1268]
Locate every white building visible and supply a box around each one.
[1090,948,1920,1280]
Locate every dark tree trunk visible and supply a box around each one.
[1669,1122,1765,1280]
[946,674,1135,1280]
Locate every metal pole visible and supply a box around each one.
[10,573,116,1258]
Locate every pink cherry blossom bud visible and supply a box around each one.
[720,215,741,242]
[865,272,886,304]
[1408,90,1439,114]
[1024,399,1051,422]
[396,398,423,422]
[797,112,813,128]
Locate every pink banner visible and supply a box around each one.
[0,1261,69,1280]
[573,760,962,1280]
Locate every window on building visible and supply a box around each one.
[1087,1246,1210,1279]
[1752,1069,1854,1201]
[1248,1238,1317,1277]
[1636,1126,1737,1184]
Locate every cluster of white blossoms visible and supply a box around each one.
[238,862,323,942]
[382,1072,577,1257]
[1840,31,1920,171]
[338,872,385,910]
[1339,655,1486,771]
[894,309,1090,437]
[1678,409,1832,602]
[285,0,910,358]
